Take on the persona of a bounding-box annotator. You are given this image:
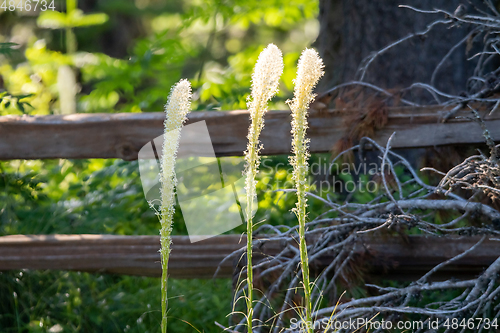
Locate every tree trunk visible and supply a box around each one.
[315,1,482,97]
[315,0,498,171]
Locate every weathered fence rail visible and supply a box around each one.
[0,106,499,160]
[0,234,498,280]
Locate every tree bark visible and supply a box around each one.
[315,1,482,97]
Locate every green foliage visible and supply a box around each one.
[37,10,108,29]
[0,91,33,114]
[1,0,318,114]
[0,42,18,56]
[0,270,232,333]
[0,43,32,113]
[0,159,154,235]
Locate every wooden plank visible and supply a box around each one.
[0,234,245,279]
[0,107,498,160]
[0,234,498,279]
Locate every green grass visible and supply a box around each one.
[0,270,232,333]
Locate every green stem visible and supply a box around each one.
[246,212,253,333]
[159,176,175,333]
[65,28,77,54]
[160,234,170,333]
[245,117,260,333]
[65,0,77,54]
[295,120,313,333]
[298,182,312,332]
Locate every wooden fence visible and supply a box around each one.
[0,234,498,280]
[0,106,499,279]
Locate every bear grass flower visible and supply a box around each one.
[159,79,192,333]
[244,43,283,333]
[288,48,324,333]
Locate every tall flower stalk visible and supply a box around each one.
[159,79,192,333]
[288,49,324,333]
[244,44,283,332]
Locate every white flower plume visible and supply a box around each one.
[244,43,283,219]
[245,43,284,192]
[158,78,191,333]
[289,48,324,182]
[159,78,192,252]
